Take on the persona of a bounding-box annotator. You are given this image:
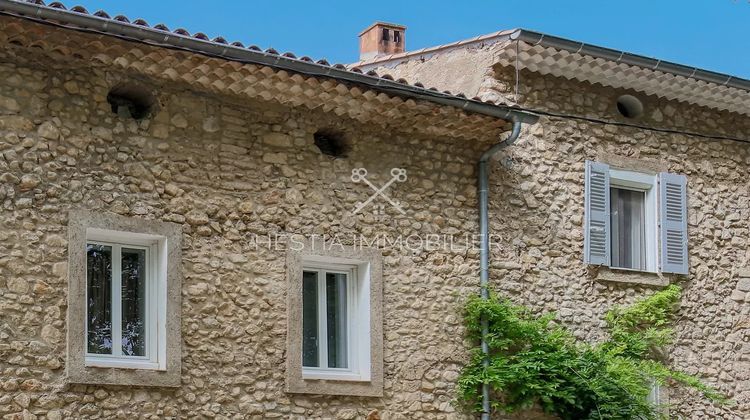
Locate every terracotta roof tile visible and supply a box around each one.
[0,0,541,127]
[6,0,518,111]
[352,26,750,115]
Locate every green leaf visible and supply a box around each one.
[456,286,728,418]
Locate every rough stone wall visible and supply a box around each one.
[366,42,514,105]
[0,53,495,419]
[366,43,503,103]
[371,47,750,419]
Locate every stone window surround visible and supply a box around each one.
[286,241,384,397]
[592,153,674,287]
[66,209,182,387]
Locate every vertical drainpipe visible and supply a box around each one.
[478,120,523,420]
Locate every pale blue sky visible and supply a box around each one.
[70,0,750,79]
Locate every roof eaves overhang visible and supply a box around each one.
[509,29,750,93]
[0,0,538,125]
[353,27,750,105]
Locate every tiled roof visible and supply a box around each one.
[354,28,750,116]
[0,0,537,125]
[498,37,750,116]
[0,7,532,142]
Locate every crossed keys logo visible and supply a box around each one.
[351,167,407,215]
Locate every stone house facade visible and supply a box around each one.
[0,3,748,420]
[355,25,750,419]
[0,3,539,420]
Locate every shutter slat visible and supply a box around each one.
[584,161,610,266]
[659,172,688,274]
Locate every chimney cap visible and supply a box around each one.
[358,21,407,37]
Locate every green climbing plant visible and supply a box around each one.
[457,285,728,419]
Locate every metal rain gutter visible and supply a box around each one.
[477,120,523,420]
[0,0,538,124]
[510,29,750,92]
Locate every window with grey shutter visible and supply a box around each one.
[658,172,688,274]
[584,161,611,266]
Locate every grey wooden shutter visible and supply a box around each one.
[659,172,688,274]
[584,161,610,266]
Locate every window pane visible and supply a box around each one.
[87,244,112,354]
[302,271,319,367]
[121,248,146,357]
[610,188,646,270]
[647,380,661,406]
[326,272,348,369]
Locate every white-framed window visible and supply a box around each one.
[84,229,167,370]
[609,169,658,272]
[646,379,668,416]
[301,260,371,382]
[647,380,662,406]
[584,161,688,275]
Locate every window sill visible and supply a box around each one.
[85,356,162,371]
[302,368,370,382]
[595,266,670,287]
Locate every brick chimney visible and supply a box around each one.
[359,22,406,61]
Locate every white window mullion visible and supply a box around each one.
[347,268,357,372]
[155,241,167,369]
[317,270,328,369]
[645,187,658,273]
[336,273,348,368]
[111,244,123,357]
[147,245,157,363]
